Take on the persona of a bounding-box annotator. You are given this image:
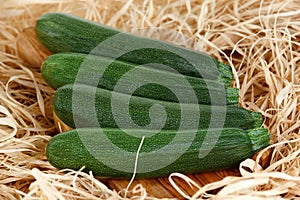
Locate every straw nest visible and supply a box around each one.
[1,0,300,199]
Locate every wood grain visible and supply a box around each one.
[16,27,253,199]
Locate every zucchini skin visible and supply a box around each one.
[36,12,232,86]
[42,52,238,105]
[46,127,270,179]
[53,84,262,130]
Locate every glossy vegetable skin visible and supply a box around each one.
[46,127,270,179]
[42,52,238,105]
[52,84,262,130]
[36,12,233,86]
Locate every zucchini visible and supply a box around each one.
[36,12,233,87]
[53,83,262,130]
[46,127,270,178]
[42,52,238,105]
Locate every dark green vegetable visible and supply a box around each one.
[37,13,270,181]
[36,12,233,86]
[42,52,238,105]
[53,84,262,130]
[46,127,270,179]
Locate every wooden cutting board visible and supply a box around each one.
[16,27,262,199]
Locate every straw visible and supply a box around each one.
[1,0,300,199]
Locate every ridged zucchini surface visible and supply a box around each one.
[53,84,262,130]
[42,52,238,105]
[35,12,271,180]
[36,12,233,86]
[46,127,270,179]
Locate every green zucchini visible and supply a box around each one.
[36,12,233,87]
[53,83,262,130]
[46,127,270,178]
[42,52,238,105]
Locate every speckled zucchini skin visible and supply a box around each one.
[42,52,238,105]
[52,83,262,130]
[36,12,233,86]
[46,127,270,179]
